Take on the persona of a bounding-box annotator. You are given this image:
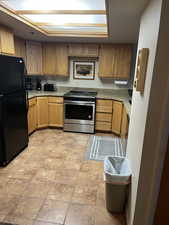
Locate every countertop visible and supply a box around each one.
[28,87,131,116]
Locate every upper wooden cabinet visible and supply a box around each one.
[14,37,26,63]
[42,43,68,76]
[99,44,132,79]
[26,41,43,75]
[68,43,99,57]
[0,25,15,55]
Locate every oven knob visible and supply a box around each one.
[88,115,92,119]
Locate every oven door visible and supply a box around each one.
[64,100,95,125]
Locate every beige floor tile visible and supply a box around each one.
[0,195,19,217]
[32,169,56,183]
[72,184,97,205]
[10,196,44,220]
[33,221,61,225]
[55,169,79,185]
[47,183,74,201]
[76,171,99,186]
[63,160,81,171]
[43,158,63,170]
[37,199,69,224]
[4,178,29,196]
[23,181,51,199]
[95,206,126,225]
[96,183,106,207]
[65,203,95,225]
[4,215,34,225]
[6,167,37,181]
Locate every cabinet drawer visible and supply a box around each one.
[29,98,36,106]
[96,113,112,122]
[96,99,113,113]
[95,121,112,131]
[48,97,63,104]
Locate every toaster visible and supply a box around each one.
[44,83,55,91]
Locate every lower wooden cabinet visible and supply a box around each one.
[36,97,49,128]
[112,101,123,135]
[121,106,129,138]
[48,97,63,127]
[96,99,113,132]
[28,98,37,134]
[28,96,64,133]
[28,96,126,136]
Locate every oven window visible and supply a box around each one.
[65,104,93,120]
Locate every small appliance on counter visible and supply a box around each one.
[36,79,42,91]
[44,83,55,91]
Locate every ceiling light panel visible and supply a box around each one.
[0,0,108,37]
[40,25,107,32]
[0,0,105,10]
[22,14,107,24]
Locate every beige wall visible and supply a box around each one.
[126,0,163,224]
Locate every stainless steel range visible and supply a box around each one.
[64,90,97,133]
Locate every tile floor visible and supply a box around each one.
[0,129,125,225]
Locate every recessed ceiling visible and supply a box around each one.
[0,0,108,37]
[0,0,149,43]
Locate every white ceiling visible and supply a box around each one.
[0,0,149,43]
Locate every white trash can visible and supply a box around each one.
[104,156,131,213]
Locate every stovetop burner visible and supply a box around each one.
[64,90,97,98]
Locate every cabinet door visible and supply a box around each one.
[14,37,26,63]
[55,44,68,76]
[0,25,15,55]
[42,42,57,75]
[28,98,37,134]
[68,43,99,57]
[99,44,132,79]
[36,97,48,128]
[48,103,63,127]
[121,107,129,138]
[112,101,123,134]
[99,44,114,78]
[112,45,132,79]
[96,99,113,113]
[42,43,68,76]
[26,41,42,75]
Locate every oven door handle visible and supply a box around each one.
[64,101,95,106]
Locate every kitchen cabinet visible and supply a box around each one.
[99,44,132,79]
[68,43,99,57]
[96,99,113,113]
[96,99,113,132]
[121,106,129,138]
[0,25,15,55]
[14,36,26,63]
[112,101,123,135]
[42,43,68,76]
[48,97,63,127]
[28,98,37,134]
[26,41,43,75]
[36,97,49,128]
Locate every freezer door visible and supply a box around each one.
[0,55,25,93]
[1,91,28,165]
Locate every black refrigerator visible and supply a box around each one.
[0,55,29,166]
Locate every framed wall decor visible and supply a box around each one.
[73,61,95,80]
[134,48,149,94]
